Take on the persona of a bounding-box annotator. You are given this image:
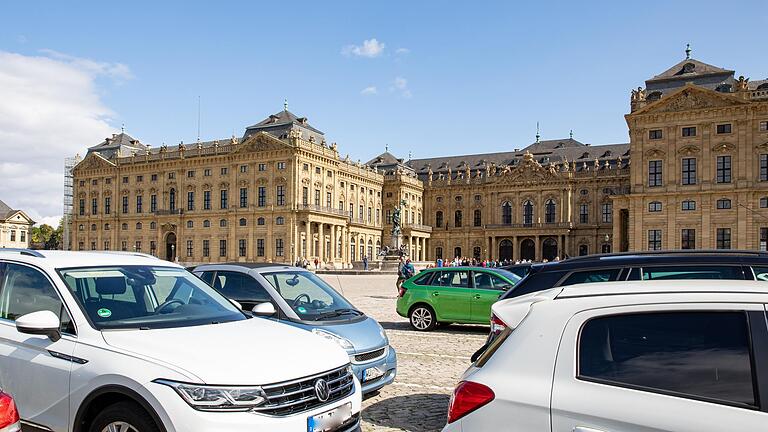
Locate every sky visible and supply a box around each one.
[1,0,767,226]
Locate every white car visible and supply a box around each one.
[0,249,361,432]
[444,279,768,431]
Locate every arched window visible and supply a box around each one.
[454,210,462,228]
[150,222,157,230]
[523,200,533,226]
[187,220,194,228]
[473,209,482,227]
[239,218,246,226]
[473,246,481,259]
[454,247,462,258]
[203,220,210,227]
[435,247,443,260]
[257,217,265,225]
[136,222,142,230]
[91,224,97,231]
[367,239,373,259]
[121,223,128,230]
[435,211,444,228]
[545,199,556,223]
[169,188,176,211]
[276,217,285,225]
[501,202,512,225]
[578,244,589,256]
[79,224,84,231]
[104,223,110,230]
[219,219,227,227]
[602,243,612,254]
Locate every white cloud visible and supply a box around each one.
[342,38,385,58]
[0,50,127,226]
[390,76,412,98]
[395,48,410,55]
[360,86,378,95]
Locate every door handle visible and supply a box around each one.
[574,427,608,432]
[473,294,481,299]
[431,292,439,297]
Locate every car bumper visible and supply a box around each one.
[395,297,408,318]
[441,420,461,432]
[351,345,397,394]
[150,378,362,432]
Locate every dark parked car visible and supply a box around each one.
[500,263,533,279]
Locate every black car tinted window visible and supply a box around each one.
[501,270,568,299]
[213,271,271,301]
[561,268,621,286]
[749,266,768,281]
[199,271,215,285]
[579,311,756,408]
[642,266,745,280]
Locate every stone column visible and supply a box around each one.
[513,235,519,261]
[304,221,311,258]
[318,223,325,262]
[490,236,496,261]
[329,225,336,262]
[535,235,542,261]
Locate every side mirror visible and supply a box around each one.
[16,310,61,342]
[252,302,276,317]
[230,299,243,310]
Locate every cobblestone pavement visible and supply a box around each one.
[320,274,489,432]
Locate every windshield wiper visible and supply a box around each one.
[314,308,362,320]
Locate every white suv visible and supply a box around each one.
[0,250,361,432]
[445,280,768,431]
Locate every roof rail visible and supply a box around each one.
[84,251,162,260]
[564,249,768,262]
[0,248,46,258]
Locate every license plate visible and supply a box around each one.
[307,402,352,432]
[363,366,385,382]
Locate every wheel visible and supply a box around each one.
[89,401,160,432]
[409,305,437,331]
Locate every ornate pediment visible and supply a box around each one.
[645,147,666,158]
[755,142,768,152]
[234,132,291,154]
[633,84,749,115]
[75,153,116,172]
[492,152,559,185]
[677,144,700,156]
[712,141,736,153]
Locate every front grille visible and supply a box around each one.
[252,365,354,416]
[353,347,386,363]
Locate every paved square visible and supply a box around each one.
[319,274,489,432]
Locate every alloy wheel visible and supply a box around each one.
[102,422,139,432]
[411,307,433,330]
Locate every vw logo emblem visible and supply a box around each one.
[314,378,330,402]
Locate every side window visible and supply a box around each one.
[473,272,494,289]
[412,272,434,286]
[560,269,621,286]
[579,311,756,408]
[213,271,271,301]
[199,271,215,285]
[750,266,768,281]
[450,271,470,288]
[434,271,452,287]
[625,267,641,281]
[0,263,73,333]
[642,266,745,280]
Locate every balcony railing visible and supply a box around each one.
[484,222,572,229]
[153,209,182,216]
[299,204,349,218]
[403,223,433,233]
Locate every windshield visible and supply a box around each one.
[59,266,246,330]
[490,269,523,284]
[261,270,361,321]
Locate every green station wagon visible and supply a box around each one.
[396,267,521,331]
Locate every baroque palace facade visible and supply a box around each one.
[71,51,768,264]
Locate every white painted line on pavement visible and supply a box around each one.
[399,351,472,360]
[392,382,455,392]
[385,329,486,341]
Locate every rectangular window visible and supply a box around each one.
[122,176,128,184]
[258,187,266,207]
[761,155,768,181]
[302,187,309,206]
[9,231,15,242]
[187,170,195,178]
[648,229,662,250]
[376,209,381,225]
[339,200,344,211]
[275,239,284,257]
[136,175,143,182]
[151,174,158,181]
[136,196,143,213]
[240,165,247,173]
[168,172,175,179]
[682,126,697,137]
[601,202,612,223]
[648,201,662,212]
[187,191,195,211]
[761,228,768,252]
[649,129,663,140]
[239,239,246,257]
[204,169,211,176]
[578,312,755,408]
[79,199,85,216]
[386,209,392,224]
[359,205,364,220]
[717,228,731,249]
[221,167,228,175]
[203,191,211,210]
[148,194,157,212]
[240,188,248,208]
[716,123,732,134]
[220,190,228,209]
[257,239,265,257]
[186,240,193,257]
[648,160,662,187]
[277,162,286,170]
[579,204,589,224]
[681,158,696,185]
[327,192,332,208]
[682,200,696,211]
[716,156,732,183]
[314,189,320,206]
[276,186,285,206]
[681,229,695,249]
[349,203,354,218]
[219,240,227,257]
[717,199,732,209]
[258,163,266,171]
[202,240,210,257]
[760,121,768,132]
[104,197,111,215]
[122,196,128,214]
[92,198,98,215]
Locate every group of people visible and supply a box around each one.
[432,256,560,268]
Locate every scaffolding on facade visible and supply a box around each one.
[63,155,80,250]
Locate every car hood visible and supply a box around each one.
[101,318,349,385]
[302,316,388,353]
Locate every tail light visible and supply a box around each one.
[398,287,407,298]
[447,381,495,423]
[490,313,507,337]
[0,392,20,432]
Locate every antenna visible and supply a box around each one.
[535,122,541,143]
[197,96,201,142]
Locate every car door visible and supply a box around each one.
[430,270,472,321]
[0,262,77,432]
[212,271,273,311]
[470,271,511,323]
[551,303,768,432]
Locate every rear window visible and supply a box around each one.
[560,268,621,286]
[753,266,768,281]
[579,311,756,408]
[412,271,434,285]
[501,270,568,299]
[642,266,745,280]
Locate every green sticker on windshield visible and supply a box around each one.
[97,308,112,318]
[297,306,307,313]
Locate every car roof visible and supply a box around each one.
[0,249,180,269]
[555,279,768,299]
[191,262,299,271]
[530,250,768,272]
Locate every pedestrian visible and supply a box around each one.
[314,257,319,269]
[403,258,415,279]
[396,257,406,292]
[436,257,443,268]
[362,255,369,271]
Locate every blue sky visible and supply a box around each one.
[1,0,767,223]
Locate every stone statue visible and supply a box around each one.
[391,205,402,236]
[631,87,646,102]
[737,76,750,92]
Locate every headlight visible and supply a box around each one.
[312,328,354,350]
[154,379,267,411]
[379,325,389,345]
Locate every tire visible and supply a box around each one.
[89,401,160,432]
[409,304,437,331]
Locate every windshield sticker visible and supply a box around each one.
[297,306,307,313]
[97,308,112,318]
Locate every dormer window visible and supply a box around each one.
[716,84,732,93]
[601,151,612,158]
[580,152,590,159]
[647,91,662,102]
